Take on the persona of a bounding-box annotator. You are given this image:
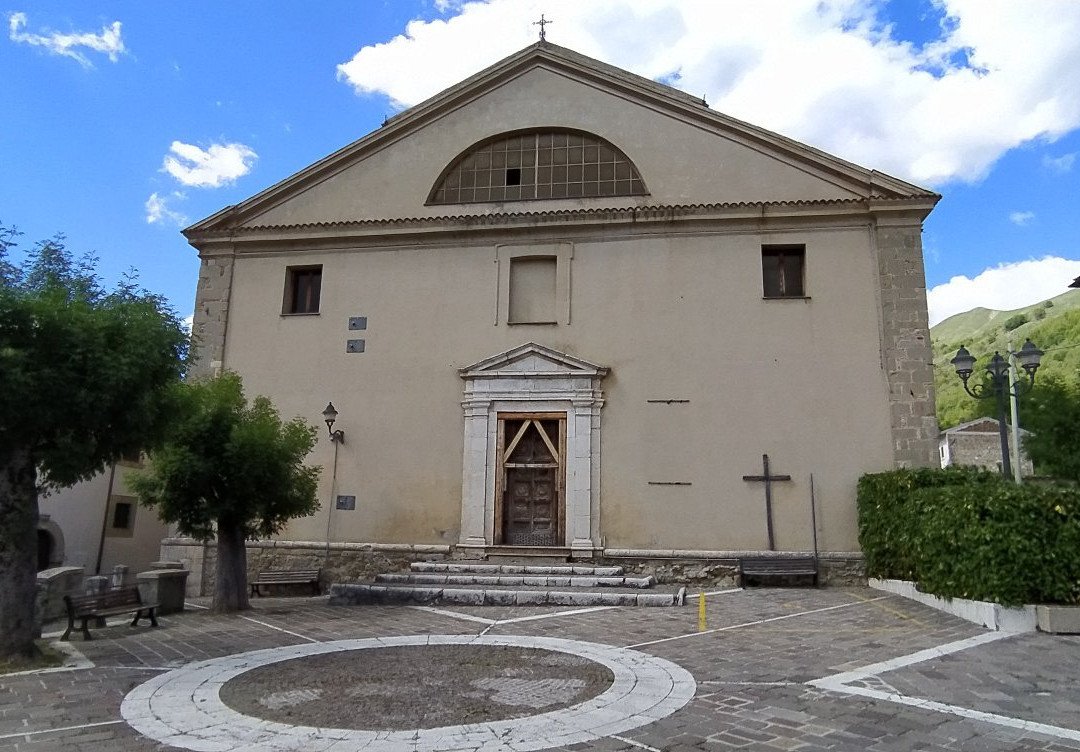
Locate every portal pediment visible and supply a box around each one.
[460,342,608,379]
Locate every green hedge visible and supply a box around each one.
[858,468,1080,606]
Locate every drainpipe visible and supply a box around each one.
[94,463,118,574]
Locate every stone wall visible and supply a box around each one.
[161,538,451,596]
[605,554,864,587]
[875,221,939,468]
[189,254,234,378]
[944,432,1035,476]
[162,538,865,594]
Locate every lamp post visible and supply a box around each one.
[950,339,1043,479]
[322,402,345,443]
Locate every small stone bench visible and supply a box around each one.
[739,556,818,587]
[250,569,321,597]
[62,587,159,641]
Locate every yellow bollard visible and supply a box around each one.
[698,590,706,631]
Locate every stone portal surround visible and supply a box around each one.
[121,634,697,752]
[459,344,607,553]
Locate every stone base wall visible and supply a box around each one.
[160,538,452,596]
[161,538,864,595]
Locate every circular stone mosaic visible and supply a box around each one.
[219,644,615,729]
[121,634,697,752]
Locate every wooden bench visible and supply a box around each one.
[739,556,818,587]
[62,587,159,641]
[250,569,321,597]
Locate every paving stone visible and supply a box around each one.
[6,590,1080,752]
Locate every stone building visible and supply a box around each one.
[170,41,939,590]
[939,417,1034,476]
[37,459,169,576]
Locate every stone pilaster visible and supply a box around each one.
[875,220,938,467]
[189,253,234,379]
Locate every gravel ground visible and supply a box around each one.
[218,644,614,730]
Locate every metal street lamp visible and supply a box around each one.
[322,402,345,443]
[950,339,1042,479]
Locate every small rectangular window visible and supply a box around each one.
[112,502,133,530]
[506,167,522,186]
[762,246,805,298]
[508,256,557,323]
[283,265,322,314]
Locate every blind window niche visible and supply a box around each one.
[508,256,557,324]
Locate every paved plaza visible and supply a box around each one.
[2,587,1079,751]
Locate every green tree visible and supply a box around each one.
[1020,377,1080,481]
[0,228,188,662]
[131,373,321,613]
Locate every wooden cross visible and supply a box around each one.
[534,14,552,41]
[742,453,792,551]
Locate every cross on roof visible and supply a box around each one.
[533,14,552,41]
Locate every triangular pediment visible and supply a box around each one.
[185,41,937,245]
[461,342,607,379]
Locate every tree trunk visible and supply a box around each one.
[212,520,250,613]
[0,449,40,662]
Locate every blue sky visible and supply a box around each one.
[3,1,1079,326]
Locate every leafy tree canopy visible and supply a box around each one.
[0,225,188,661]
[1019,377,1080,482]
[0,226,189,486]
[132,372,321,540]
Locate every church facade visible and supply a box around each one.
[171,42,939,589]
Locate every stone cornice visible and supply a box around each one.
[188,196,938,254]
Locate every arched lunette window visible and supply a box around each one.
[428,129,647,204]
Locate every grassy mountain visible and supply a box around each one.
[931,288,1080,428]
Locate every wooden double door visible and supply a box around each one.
[496,414,566,546]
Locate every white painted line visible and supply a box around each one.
[700,680,798,687]
[408,606,497,625]
[685,589,743,599]
[238,615,320,643]
[185,602,210,610]
[626,597,889,648]
[121,634,698,752]
[409,604,617,628]
[500,605,618,624]
[0,720,124,740]
[810,631,1080,744]
[611,733,663,752]
[824,684,1080,743]
[810,631,1013,688]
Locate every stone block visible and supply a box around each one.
[406,587,440,605]
[514,590,547,605]
[484,589,517,606]
[1037,605,1080,634]
[549,591,580,606]
[637,593,677,607]
[443,588,482,605]
[136,569,190,615]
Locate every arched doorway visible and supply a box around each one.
[37,529,54,571]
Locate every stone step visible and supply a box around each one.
[410,562,624,577]
[329,583,685,608]
[375,572,654,588]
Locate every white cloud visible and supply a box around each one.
[927,256,1080,326]
[336,0,1080,186]
[145,192,189,226]
[1043,152,1076,174]
[1008,211,1035,226]
[181,315,194,333]
[161,141,257,188]
[8,12,125,67]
